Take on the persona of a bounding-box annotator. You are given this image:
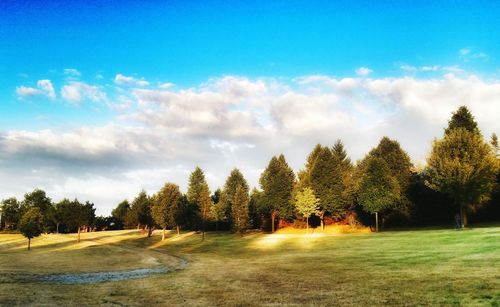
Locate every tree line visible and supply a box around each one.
[1,106,499,248]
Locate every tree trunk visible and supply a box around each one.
[176,225,180,235]
[306,217,309,234]
[148,226,153,237]
[320,211,325,230]
[162,227,166,241]
[77,227,81,242]
[271,211,277,233]
[375,212,379,233]
[28,238,31,251]
[56,223,59,234]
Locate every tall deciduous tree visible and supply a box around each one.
[18,207,44,250]
[426,128,498,227]
[152,183,181,240]
[260,155,295,233]
[358,158,401,232]
[187,167,212,241]
[294,187,320,234]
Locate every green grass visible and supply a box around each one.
[0,226,499,306]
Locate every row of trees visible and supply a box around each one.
[2,106,499,246]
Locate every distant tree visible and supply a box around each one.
[426,128,498,227]
[21,189,53,231]
[1,197,20,230]
[211,199,227,231]
[18,207,44,250]
[221,168,250,232]
[152,183,182,240]
[93,216,114,231]
[296,144,323,192]
[176,194,199,231]
[358,158,401,232]
[54,198,72,233]
[111,200,130,229]
[232,184,250,235]
[444,105,480,135]
[260,155,295,233]
[67,200,95,242]
[294,187,320,234]
[187,167,212,241]
[129,191,154,237]
[211,188,222,205]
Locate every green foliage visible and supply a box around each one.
[426,128,498,213]
[1,197,20,229]
[308,141,354,220]
[221,168,250,232]
[444,106,480,135]
[248,188,264,228]
[112,200,130,228]
[129,191,153,229]
[19,207,44,249]
[187,167,212,237]
[259,154,295,220]
[21,189,53,230]
[152,183,181,229]
[358,157,401,214]
[294,187,320,219]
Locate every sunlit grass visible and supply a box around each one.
[1,226,499,305]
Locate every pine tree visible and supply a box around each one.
[187,167,212,241]
[444,105,480,135]
[221,168,250,230]
[232,184,250,235]
[129,191,154,237]
[260,155,295,232]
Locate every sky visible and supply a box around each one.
[1,0,500,215]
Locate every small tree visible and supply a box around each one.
[152,183,181,240]
[294,187,320,234]
[357,158,401,232]
[18,207,44,250]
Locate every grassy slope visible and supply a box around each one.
[0,226,499,306]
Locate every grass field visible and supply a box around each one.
[0,226,499,306]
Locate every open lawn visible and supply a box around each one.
[0,226,499,306]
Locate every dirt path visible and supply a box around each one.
[1,234,188,285]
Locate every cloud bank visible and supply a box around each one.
[3,73,500,214]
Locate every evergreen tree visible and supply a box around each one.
[310,146,337,227]
[232,184,250,235]
[357,158,401,232]
[294,187,320,234]
[259,154,295,232]
[111,200,130,229]
[444,105,480,135]
[426,128,498,226]
[152,183,182,240]
[18,207,44,250]
[187,167,212,241]
[222,168,250,232]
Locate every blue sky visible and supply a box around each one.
[1,1,500,214]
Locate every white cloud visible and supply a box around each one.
[459,47,488,61]
[61,82,106,103]
[114,74,150,87]
[355,67,372,76]
[16,86,42,97]
[16,80,55,99]
[64,68,81,77]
